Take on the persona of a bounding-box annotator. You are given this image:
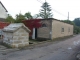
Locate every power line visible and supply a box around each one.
[36,0,68,18]
[52,8,67,17]
[37,0,43,3]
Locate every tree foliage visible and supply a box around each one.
[6,14,15,23]
[62,20,80,34]
[73,18,80,27]
[25,12,33,19]
[39,2,53,19]
[62,20,75,25]
[33,14,40,19]
[15,13,26,23]
[74,26,80,34]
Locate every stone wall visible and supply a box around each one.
[52,20,73,39]
[12,28,29,48]
[3,32,13,44]
[37,20,52,39]
[3,27,29,48]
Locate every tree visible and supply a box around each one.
[39,2,53,19]
[73,18,80,27]
[62,20,80,34]
[25,12,33,19]
[33,14,40,19]
[73,18,80,34]
[15,13,26,23]
[74,26,80,34]
[62,20,75,25]
[6,14,15,23]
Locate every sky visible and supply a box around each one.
[1,0,80,20]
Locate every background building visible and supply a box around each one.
[0,1,8,22]
[23,18,73,40]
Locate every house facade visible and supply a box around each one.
[3,23,31,48]
[23,18,73,40]
[0,1,8,22]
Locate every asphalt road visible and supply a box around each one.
[1,35,80,60]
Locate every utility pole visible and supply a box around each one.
[68,12,69,20]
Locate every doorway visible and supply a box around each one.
[35,28,37,38]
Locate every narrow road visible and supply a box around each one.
[1,35,80,60]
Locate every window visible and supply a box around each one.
[61,28,64,32]
[42,24,47,27]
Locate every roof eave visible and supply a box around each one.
[0,1,8,12]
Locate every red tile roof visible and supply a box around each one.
[0,22,9,29]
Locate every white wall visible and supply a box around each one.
[0,3,8,18]
[52,20,73,39]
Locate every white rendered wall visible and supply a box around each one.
[0,3,8,18]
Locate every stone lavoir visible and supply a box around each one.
[3,23,31,48]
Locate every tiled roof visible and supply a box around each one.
[3,23,31,32]
[0,21,9,29]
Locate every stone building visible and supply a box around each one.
[23,18,73,40]
[3,23,31,48]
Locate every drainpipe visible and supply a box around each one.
[50,20,52,40]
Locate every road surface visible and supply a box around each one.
[0,35,80,60]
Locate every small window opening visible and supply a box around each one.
[42,24,47,27]
[61,28,64,32]
[68,28,70,32]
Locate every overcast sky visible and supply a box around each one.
[1,0,80,20]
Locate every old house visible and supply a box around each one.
[23,18,73,40]
[3,23,31,48]
[0,1,8,22]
